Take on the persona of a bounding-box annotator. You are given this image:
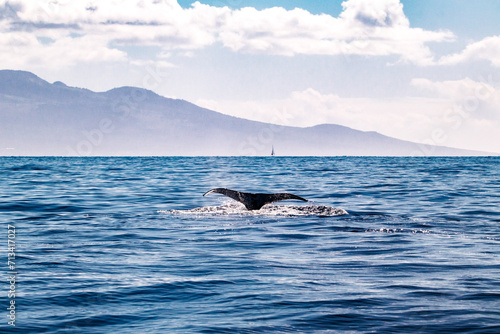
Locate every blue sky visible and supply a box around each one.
[1,0,500,153]
[177,0,344,15]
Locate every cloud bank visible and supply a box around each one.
[198,77,500,153]
[0,0,455,69]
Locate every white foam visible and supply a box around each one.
[160,203,348,217]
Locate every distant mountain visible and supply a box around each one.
[0,70,491,156]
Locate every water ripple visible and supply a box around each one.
[1,157,499,333]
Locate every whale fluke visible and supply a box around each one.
[203,188,308,210]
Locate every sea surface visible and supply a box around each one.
[1,157,499,333]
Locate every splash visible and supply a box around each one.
[162,203,348,217]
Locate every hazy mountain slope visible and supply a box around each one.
[0,70,490,156]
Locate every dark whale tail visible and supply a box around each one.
[203,188,308,210]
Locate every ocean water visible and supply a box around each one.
[1,156,499,333]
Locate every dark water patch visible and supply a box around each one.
[29,261,66,266]
[102,232,143,240]
[387,319,500,334]
[264,232,318,241]
[375,262,497,274]
[0,201,89,213]
[318,225,368,233]
[5,163,52,171]
[55,314,147,332]
[460,209,500,217]
[363,183,401,189]
[271,297,391,309]
[405,290,456,298]
[35,228,71,236]
[292,312,398,332]
[199,325,292,334]
[15,213,67,221]
[457,292,500,301]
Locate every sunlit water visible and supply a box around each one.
[1,157,499,333]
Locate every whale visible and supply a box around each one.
[203,188,308,210]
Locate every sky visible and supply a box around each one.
[1,0,500,153]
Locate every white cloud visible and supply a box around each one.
[0,30,127,69]
[0,0,222,70]
[0,0,454,70]
[197,84,500,153]
[340,0,409,27]
[411,77,499,101]
[411,77,500,126]
[439,35,500,67]
[218,0,454,64]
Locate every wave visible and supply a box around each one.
[162,203,348,217]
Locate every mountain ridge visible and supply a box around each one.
[0,70,493,156]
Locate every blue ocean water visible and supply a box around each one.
[1,156,499,333]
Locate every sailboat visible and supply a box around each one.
[271,145,275,156]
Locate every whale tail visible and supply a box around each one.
[203,188,307,210]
